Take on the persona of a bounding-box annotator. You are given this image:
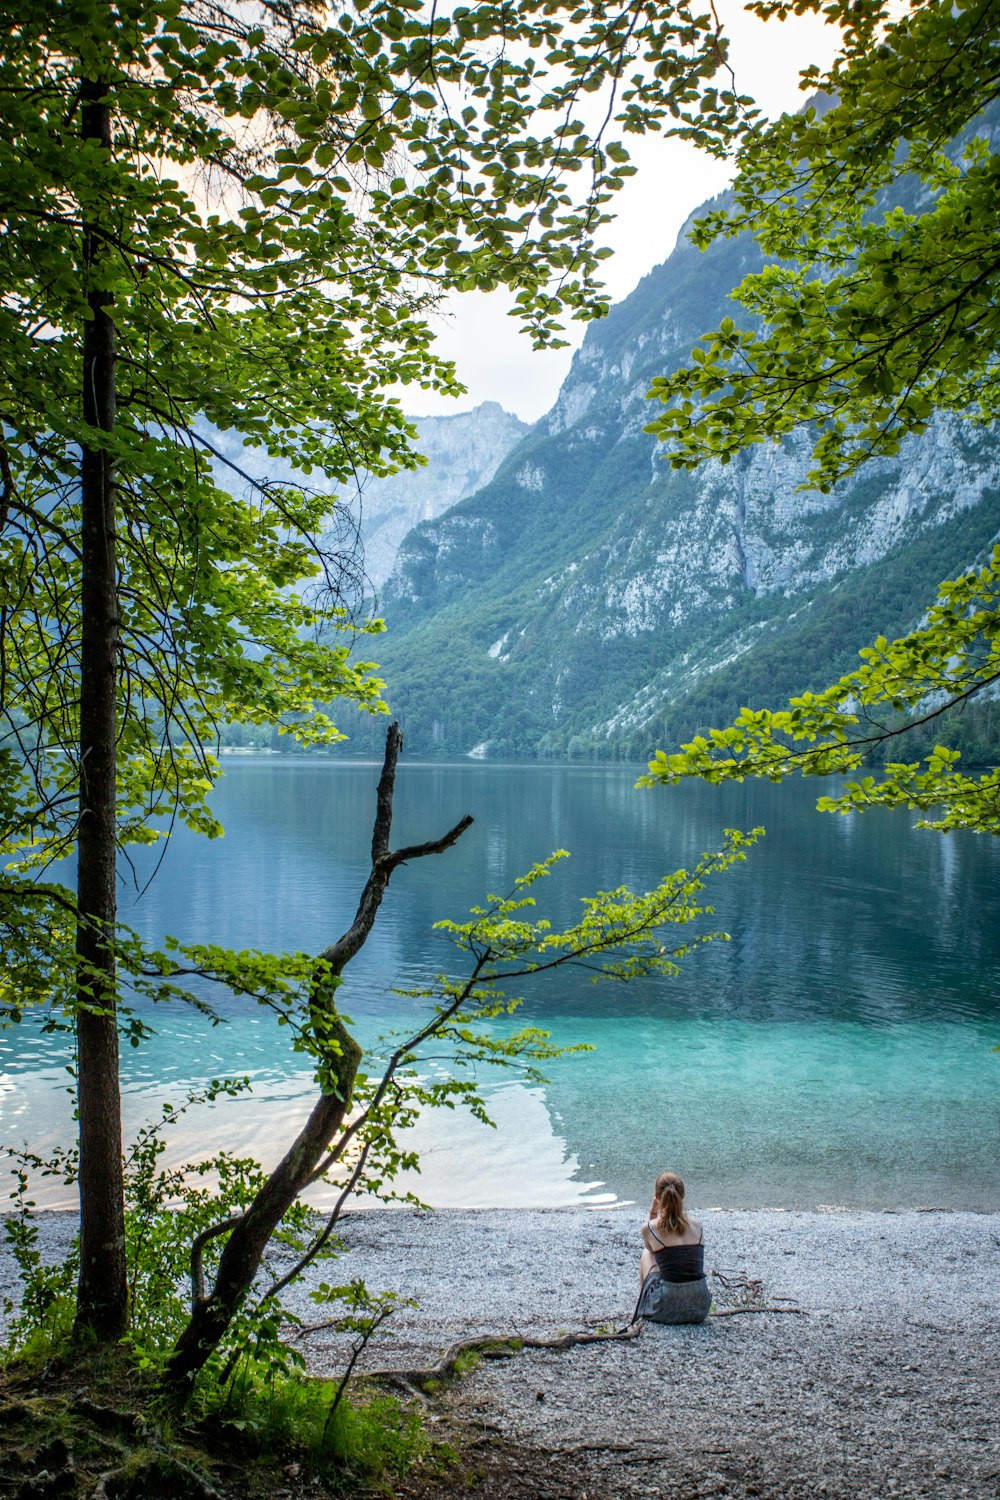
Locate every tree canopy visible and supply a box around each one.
[642,0,1000,832]
[646,0,1000,490]
[2,0,748,888]
[0,0,763,1340]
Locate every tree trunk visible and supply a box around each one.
[74,78,128,1340]
[163,723,472,1401]
[164,1023,363,1397]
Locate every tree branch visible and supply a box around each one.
[189,1215,246,1309]
[362,1323,644,1396]
[163,721,473,1400]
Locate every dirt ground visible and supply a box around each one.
[4,1209,999,1499]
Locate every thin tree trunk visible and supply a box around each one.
[164,1025,364,1397]
[74,77,127,1340]
[163,724,472,1400]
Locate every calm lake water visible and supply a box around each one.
[3,758,999,1211]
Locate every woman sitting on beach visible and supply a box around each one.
[636,1170,712,1325]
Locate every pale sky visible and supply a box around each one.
[407,2,841,423]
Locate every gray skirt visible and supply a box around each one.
[636,1270,712,1325]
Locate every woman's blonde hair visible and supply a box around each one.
[653,1170,689,1237]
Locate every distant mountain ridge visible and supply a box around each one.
[345,172,1000,759]
[202,400,528,590]
[357,402,529,587]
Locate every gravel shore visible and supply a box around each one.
[4,1208,999,1499]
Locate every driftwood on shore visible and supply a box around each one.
[293,1262,808,1403]
[363,1323,644,1399]
[323,1274,808,1401]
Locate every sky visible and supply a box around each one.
[406,2,842,424]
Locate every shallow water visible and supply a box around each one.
[3,758,999,1209]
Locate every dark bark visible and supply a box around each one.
[74,78,128,1340]
[163,722,472,1400]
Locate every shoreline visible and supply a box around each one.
[4,1209,998,1498]
[7,1205,999,1317]
[8,1199,1000,1219]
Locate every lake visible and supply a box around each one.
[3,757,999,1211]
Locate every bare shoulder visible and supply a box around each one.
[687,1215,703,1241]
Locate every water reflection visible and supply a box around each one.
[3,760,999,1210]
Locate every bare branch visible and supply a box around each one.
[164,721,473,1397]
[189,1215,247,1310]
[319,723,474,976]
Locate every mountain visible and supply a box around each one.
[343,192,1000,760]
[201,401,528,590]
[354,402,530,587]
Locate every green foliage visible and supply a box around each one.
[639,2,1000,831]
[0,0,757,1023]
[2,1080,426,1483]
[2,1082,347,1376]
[203,1371,427,1477]
[434,833,761,983]
[643,549,1000,833]
[5,830,754,1407]
[1,1159,77,1354]
[646,0,1000,490]
[0,1352,427,1498]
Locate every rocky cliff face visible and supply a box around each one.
[358,402,528,587]
[358,180,1000,759]
[201,401,528,590]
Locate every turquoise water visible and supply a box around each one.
[2,758,999,1209]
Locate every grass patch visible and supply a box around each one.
[200,1366,428,1480]
[0,1341,441,1500]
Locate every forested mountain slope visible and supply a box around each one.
[347,189,1000,760]
[355,402,530,586]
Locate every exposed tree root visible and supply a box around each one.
[91,1452,221,1500]
[70,1395,147,1436]
[355,1283,806,1400]
[365,1322,643,1395]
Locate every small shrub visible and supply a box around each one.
[198,1369,426,1479]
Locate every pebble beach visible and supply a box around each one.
[5,1207,998,1498]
